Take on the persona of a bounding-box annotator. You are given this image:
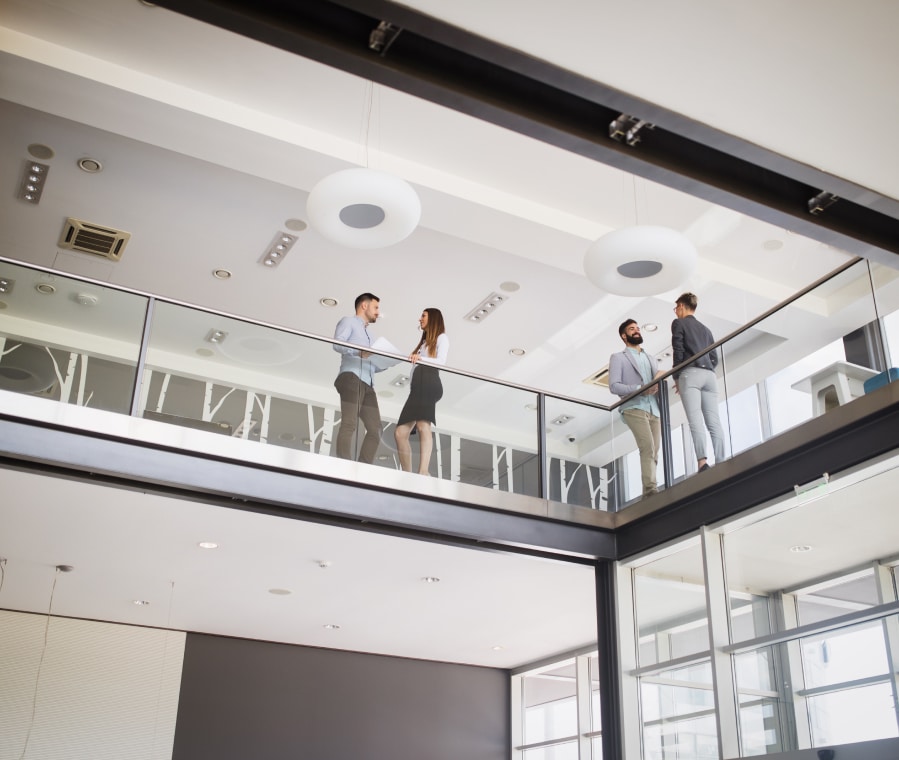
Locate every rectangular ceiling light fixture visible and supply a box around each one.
[464,292,507,323]
[260,231,298,267]
[17,161,50,204]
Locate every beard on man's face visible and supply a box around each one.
[625,333,643,346]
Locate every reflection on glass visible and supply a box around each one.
[522,660,578,745]
[522,742,579,760]
[801,620,888,689]
[0,260,147,414]
[589,653,602,734]
[545,397,612,510]
[642,661,717,760]
[730,592,772,644]
[140,301,543,493]
[795,569,880,626]
[807,683,898,746]
[634,543,709,667]
[870,261,899,370]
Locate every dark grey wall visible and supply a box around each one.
[172,633,510,760]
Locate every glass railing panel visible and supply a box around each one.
[747,260,881,437]
[870,260,899,378]
[665,361,730,478]
[142,300,343,449]
[0,260,148,414]
[381,359,539,493]
[544,395,614,510]
[595,379,672,508]
[142,300,542,494]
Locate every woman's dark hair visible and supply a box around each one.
[416,307,446,357]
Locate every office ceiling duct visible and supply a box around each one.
[58,217,131,261]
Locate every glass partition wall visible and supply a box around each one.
[512,450,899,760]
[2,256,898,516]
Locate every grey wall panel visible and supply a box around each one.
[173,633,509,760]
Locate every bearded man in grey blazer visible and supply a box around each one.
[608,319,664,498]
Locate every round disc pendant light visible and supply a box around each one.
[584,225,698,296]
[306,168,421,249]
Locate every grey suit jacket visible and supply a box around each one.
[608,348,659,399]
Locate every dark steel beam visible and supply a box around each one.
[0,416,615,562]
[154,0,899,264]
[615,382,899,559]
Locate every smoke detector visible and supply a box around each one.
[58,218,131,260]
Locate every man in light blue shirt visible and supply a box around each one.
[608,319,663,498]
[333,293,383,463]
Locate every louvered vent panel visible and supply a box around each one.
[58,218,131,260]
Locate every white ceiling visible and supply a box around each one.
[0,0,896,667]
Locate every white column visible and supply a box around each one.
[701,526,740,758]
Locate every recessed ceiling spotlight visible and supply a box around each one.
[205,329,228,344]
[789,545,813,553]
[320,297,338,307]
[279,432,296,442]
[133,600,150,606]
[35,282,56,295]
[284,218,308,232]
[421,576,441,583]
[509,348,526,357]
[198,541,218,549]
[642,323,658,332]
[551,414,574,425]
[268,588,292,596]
[763,239,784,251]
[27,144,54,160]
[195,348,214,357]
[77,157,103,173]
[212,269,232,280]
[391,374,410,387]
[323,623,341,630]
[318,560,332,569]
[500,281,520,292]
[524,403,537,411]
[378,390,394,398]
[491,645,504,651]
[0,278,15,294]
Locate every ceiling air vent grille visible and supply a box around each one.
[58,218,131,261]
[583,367,610,388]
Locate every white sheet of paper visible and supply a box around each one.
[369,336,404,371]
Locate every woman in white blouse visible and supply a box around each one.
[394,308,449,474]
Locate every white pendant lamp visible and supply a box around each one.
[306,168,421,249]
[583,225,697,297]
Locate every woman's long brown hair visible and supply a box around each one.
[413,307,446,357]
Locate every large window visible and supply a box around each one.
[615,450,899,759]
